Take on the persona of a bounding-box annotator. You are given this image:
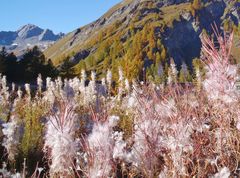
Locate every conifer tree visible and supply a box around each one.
[179,62,192,83]
[192,0,202,10]
[161,48,167,61]
[156,52,162,64]
[0,47,7,74]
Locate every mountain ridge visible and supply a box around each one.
[44,0,240,80]
[0,24,64,56]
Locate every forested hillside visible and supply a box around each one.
[45,0,240,82]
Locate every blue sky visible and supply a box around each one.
[0,0,122,33]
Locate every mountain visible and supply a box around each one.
[0,24,64,56]
[44,0,240,80]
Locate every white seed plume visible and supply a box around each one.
[37,74,43,94]
[86,116,120,178]
[24,83,31,100]
[44,100,79,177]
[2,116,20,162]
[106,69,112,93]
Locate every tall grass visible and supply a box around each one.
[0,30,239,177]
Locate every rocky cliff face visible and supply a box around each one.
[162,0,227,65]
[0,24,64,56]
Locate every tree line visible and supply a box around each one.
[0,46,58,83]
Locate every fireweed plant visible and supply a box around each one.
[0,30,240,177]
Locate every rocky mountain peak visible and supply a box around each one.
[0,24,64,56]
[39,29,64,41]
[17,24,44,39]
